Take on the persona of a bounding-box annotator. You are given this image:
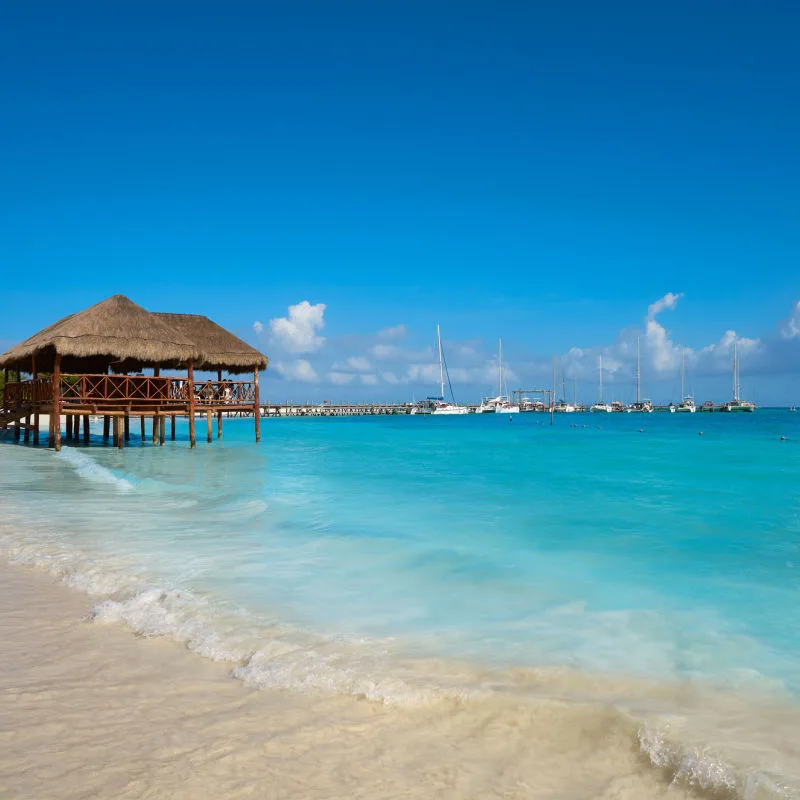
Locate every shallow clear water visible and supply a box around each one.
[2,410,800,796]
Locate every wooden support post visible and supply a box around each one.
[254,365,261,443]
[170,415,176,440]
[159,415,165,445]
[24,413,31,443]
[52,354,61,452]
[187,361,196,448]
[2,367,7,422]
[48,411,54,448]
[112,416,120,448]
[140,415,146,441]
[103,415,110,442]
[217,369,223,439]
[83,414,89,443]
[152,364,161,443]
[32,354,39,445]
[14,417,21,441]
[66,414,73,439]
[207,409,212,443]
[124,414,130,442]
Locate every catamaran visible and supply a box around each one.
[553,359,576,413]
[477,339,518,414]
[590,354,612,412]
[627,336,654,412]
[431,325,469,415]
[675,347,696,413]
[720,342,755,412]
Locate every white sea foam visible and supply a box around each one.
[2,526,800,798]
[57,447,135,491]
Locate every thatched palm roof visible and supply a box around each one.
[0,295,268,375]
[0,295,200,373]
[153,313,268,374]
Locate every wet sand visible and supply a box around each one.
[0,559,708,799]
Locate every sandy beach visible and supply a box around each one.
[0,557,703,800]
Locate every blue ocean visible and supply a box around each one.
[2,411,800,797]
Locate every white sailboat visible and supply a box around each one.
[675,347,696,413]
[721,342,755,412]
[554,359,576,413]
[590,354,612,412]
[493,339,519,414]
[431,325,469,415]
[627,336,653,412]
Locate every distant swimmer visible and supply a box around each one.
[781,436,787,441]
[699,431,704,436]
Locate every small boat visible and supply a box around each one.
[431,325,469,415]
[627,339,654,412]
[491,339,519,414]
[719,343,755,412]
[675,347,696,412]
[591,354,612,411]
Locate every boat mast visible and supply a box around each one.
[437,324,445,400]
[636,336,641,404]
[681,346,685,401]
[599,354,603,403]
[561,359,566,404]
[551,355,556,425]
[498,339,503,398]
[734,342,740,402]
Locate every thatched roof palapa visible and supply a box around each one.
[0,295,267,374]
[153,313,268,374]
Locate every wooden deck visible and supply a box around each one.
[1,373,259,449]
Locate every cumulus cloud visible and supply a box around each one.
[360,374,379,386]
[343,356,371,372]
[327,372,355,385]
[781,301,800,339]
[647,292,683,319]
[369,344,402,360]
[253,320,264,335]
[273,359,319,383]
[377,324,407,340]
[269,301,326,353]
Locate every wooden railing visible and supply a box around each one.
[192,380,256,406]
[3,375,256,410]
[3,377,53,408]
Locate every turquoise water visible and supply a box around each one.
[2,411,800,795]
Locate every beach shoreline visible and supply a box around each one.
[0,556,713,800]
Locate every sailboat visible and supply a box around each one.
[627,336,653,412]
[431,325,469,415]
[494,340,519,414]
[553,359,576,413]
[720,342,755,412]
[590,354,612,412]
[675,347,696,413]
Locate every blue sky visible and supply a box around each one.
[2,1,799,403]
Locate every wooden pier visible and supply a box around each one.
[0,295,268,450]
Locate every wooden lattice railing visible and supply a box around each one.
[3,375,256,410]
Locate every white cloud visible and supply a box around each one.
[381,371,400,385]
[253,320,264,335]
[378,324,407,340]
[694,330,761,374]
[647,292,683,319]
[360,374,379,386]
[269,301,326,353]
[273,359,319,383]
[328,372,355,385]
[345,356,371,372]
[781,301,800,339]
[369,344,402,360]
